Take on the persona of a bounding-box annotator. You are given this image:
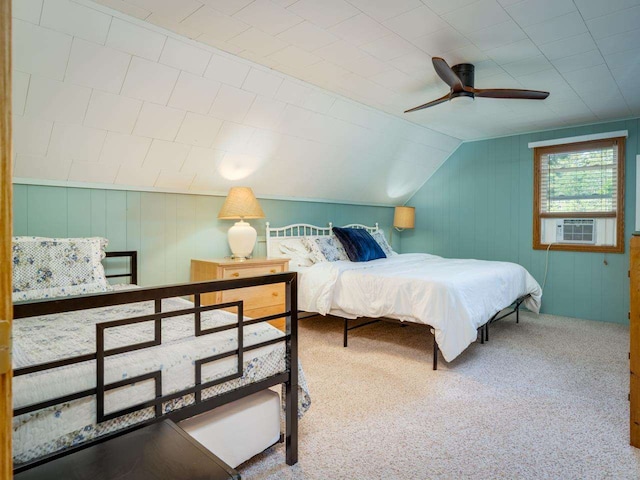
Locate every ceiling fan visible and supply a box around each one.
[405,57,550,113]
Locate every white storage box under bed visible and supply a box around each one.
[179,390,280,468]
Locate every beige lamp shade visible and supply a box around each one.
[393,206,415,229]
[218,187,265,220]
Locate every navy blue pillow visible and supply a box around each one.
[332,227,386,262]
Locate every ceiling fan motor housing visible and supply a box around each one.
[452,63,474,101]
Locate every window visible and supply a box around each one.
[533,137,625,253]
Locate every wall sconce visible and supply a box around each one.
[393,206,415,232]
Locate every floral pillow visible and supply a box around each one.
[278,239,314,268]
[301,237,327,264]
[372,230,395,257]
[12,236,112,302]
[314,236,349,262]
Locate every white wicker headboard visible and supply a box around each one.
[265,222,379,258]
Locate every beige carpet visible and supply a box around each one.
[239,312,640,479]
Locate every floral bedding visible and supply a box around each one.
[12,293,311,465]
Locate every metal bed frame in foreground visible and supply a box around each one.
[341,294,531,371]
[13,251,299,473]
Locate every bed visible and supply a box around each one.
[11,238,310,473]
[266,223,542,369]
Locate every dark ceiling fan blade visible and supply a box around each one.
[473,88,549,100]
[404,93,451,113]
[432,57,464,92]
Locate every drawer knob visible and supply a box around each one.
[272,292,278,297]
[270,269,277,273]
[231,272,240,277]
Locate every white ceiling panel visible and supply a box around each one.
[159,38,212,76]
[536,32,597,61]
[361,34,418,61]
[41,0,112,44]
[286,0,359,29]
[65,38,131,93]
[99,132,151,166]
[485,38,541,65]
[550,50,605,74]
[106,18,166,61]
[442,0,511,34]
[132,102,186,141]
[585,5,640,40]
[504,0,576,28]
[574,0,640,20]
[411,26,470,56]
[275,21,338,51]
[13,20,71,81]
[596,28,640,55]
[347,0,422,23]
[181,6,250,41]
[524,12,588,45]
[84,90,142,134]
[465,20,526,52]
[382,6,447,40]
[232,0,303,36]
[329,13,390,45]
[13,0,640,205]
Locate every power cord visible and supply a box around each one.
[541,242,556,292]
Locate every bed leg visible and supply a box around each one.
[285,378,298,465]
[485,322,489,342]
[433,335,438,371]
[516,304,520,324]
[480,326,485,344]
[343,318,348,348]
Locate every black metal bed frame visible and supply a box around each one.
[341,294,531,370]
[12,251,299,473]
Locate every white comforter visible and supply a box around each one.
[298,253,542,362]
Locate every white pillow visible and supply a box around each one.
[278,239,314,268]
[12,236,112,302]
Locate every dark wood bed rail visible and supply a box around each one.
[104,250,138,285]
[12,270,299,472]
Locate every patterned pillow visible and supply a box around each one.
[12,236,112,302]
[372,230,394,257]
[301,237,327,264]
[278,239,314,268]
[314,236,349,262]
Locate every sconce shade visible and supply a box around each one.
[218,187,265,220]
[393,206,415,229]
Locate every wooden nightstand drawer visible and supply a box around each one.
[222,264,284,279]
[221,284,284,309]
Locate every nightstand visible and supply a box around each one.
[190,257,290,331]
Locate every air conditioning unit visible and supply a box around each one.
[555,218,596,244]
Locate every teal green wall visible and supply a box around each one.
[402,118,639,324]
[13,185,395,286]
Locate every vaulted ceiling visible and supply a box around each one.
[94,0,640,140]
[11,0,640,206]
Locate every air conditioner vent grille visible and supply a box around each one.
[556,218,596,244]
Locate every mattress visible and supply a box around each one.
[12,292,311,465]
[298,253,542,362]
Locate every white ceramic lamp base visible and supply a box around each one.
[227,219,257,259]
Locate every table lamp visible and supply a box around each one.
[218,187,265,259]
